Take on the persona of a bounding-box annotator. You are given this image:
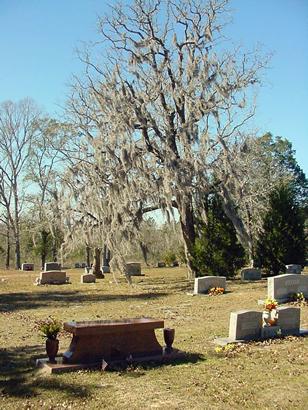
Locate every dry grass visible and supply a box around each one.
[0,267,307,410]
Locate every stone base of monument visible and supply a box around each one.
[36,349,186,374]
[214,328,308,346]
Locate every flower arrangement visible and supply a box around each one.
[208,287,224,296]
[36,317,62,340]
[291,292,306,303]
[215,344,237,357]
[263,298,278,311]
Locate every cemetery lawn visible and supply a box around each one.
[0,267,308,410]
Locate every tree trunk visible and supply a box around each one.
[52,238,58,262]
[15,237,21,270]
[140,242,149,266]
[86,244,91,267]
[13,187,21,269]
[41,229,49,270]
[5,223,10,269]
[93,247,104,278]
[178,195,196,279]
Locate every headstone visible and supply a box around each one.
[102,266,111,273]
[157,262,166,268]
[172,261,179,267]
[229,310,262,341]
[241,268,261,281]
[193,276,226,294]
[81,262,87,268]
[21,263,34,271]
[36,270,68,285]
[285,264,302,274]
[261,325,280,339]
[277,306,300,336]
[126,262,142,276]
[81,273,96,284]
[74,263,81,268]
[44,262,61,271]
[268,274,308,302]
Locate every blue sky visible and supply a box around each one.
[0,0,307,174]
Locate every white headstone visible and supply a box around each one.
[229,310,262,341]
[193,276,226,294]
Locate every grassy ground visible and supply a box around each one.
[0,267,307,410]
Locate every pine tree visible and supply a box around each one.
[193,194,246,277]
[256,184,306,275]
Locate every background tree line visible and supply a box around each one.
[0,1,306,278]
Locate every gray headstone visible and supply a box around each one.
[277,306,300,336]
[285,264,302,274]
[241,268,261,281]
[102,265,111,273]
[44,262,61,271]
[126,262,142,276]
[37,270,67,285]
[229,310,262,341]
[81,273,96,284]
[74,263,81,268]
[193,276,226,294]
[157,262,166,268]
[268,274,308,302]
[21,263,34,271]
[261,325,280,339]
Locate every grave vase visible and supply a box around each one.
[163,328,175,354]
[46,338,59,363]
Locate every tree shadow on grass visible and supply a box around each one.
[0,290,169,313]
[110,351,205,375]
[0,345,91,398]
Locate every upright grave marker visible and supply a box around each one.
[285,264,302,274]
[268,274,308,302]
[126,262,143,276]
[36,271,69,285]
[21,263,34,271]
[229,310,262,341]
[194,276,226,295]
[241,268,261,281]
[45,262,61,271]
